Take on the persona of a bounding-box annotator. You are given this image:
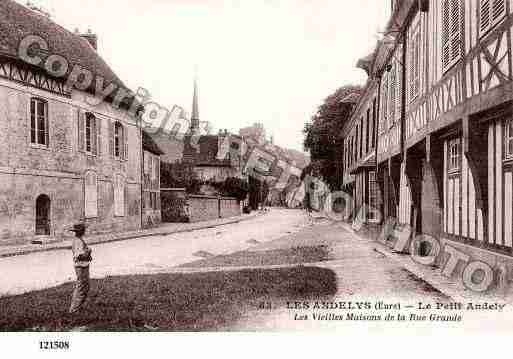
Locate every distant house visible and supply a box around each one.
[142,131,164,228]
[182,132,246,182]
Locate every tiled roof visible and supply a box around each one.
[0,0,127,92]
[182,135,231,167]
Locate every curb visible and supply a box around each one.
[338,222,469,302]
[373,245,468,303]
[0,212,266,259]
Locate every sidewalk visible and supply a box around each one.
[339,221,512,304]
[0,212,264,259]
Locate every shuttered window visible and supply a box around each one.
[442,0,462,72]
[84,171,98,218]
[381,75,389,133]
[480,0,507,38]
[389,64,397,124]
[409,24,421,101]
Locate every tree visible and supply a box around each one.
[303,85,363,190]
[160,161,202,194]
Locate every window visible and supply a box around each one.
[30,98,48,146]
[448,138,461,172]
[480,0,506,38]
[114,122,123,158]
[84,171,98,218]
[442,0,462,72]
[409,24,421,100]
[85,113,97,154]
[505,118,513,159]
[368,171,379,220]
[114,174,125,217]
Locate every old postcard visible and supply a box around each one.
[0,0,513,355]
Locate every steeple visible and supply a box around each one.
[190,69,200,133]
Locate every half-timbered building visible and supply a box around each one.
[343,0,513,265]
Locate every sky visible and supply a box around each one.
[19,0,390,153]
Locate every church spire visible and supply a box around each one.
[190,68,200,132]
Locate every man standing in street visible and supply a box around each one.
[68,223,92,314]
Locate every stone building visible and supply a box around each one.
[0,0,143,243]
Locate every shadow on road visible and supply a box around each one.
[0,266,337,331]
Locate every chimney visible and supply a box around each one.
[80,28,98,51]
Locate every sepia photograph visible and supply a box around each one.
[0,0,513,355]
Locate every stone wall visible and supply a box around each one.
[188,195,220,223]
[161,191,241,223]
[219,197,241,219]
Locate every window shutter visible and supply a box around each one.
[123,126,129,161]
[44,102,49,147]
[414,32,420,97]
[480,0,491,34]
[450,0,461,63]
[389,64,396,124]
[382,75,388,131]
[96,117,102,157]
[482,0,506,36]
[157,158,160,189]
[442,0,451,70]
[108,121,114,157]
[78,110,85,152]
[442,0,461,71]
[492,0,506,23]
[396,61,402,118]
[91,116,98,155]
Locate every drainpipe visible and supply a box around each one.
[138,112,144,230]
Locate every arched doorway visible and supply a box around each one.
[35,194,51,235]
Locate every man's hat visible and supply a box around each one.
[69,223,86,233]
